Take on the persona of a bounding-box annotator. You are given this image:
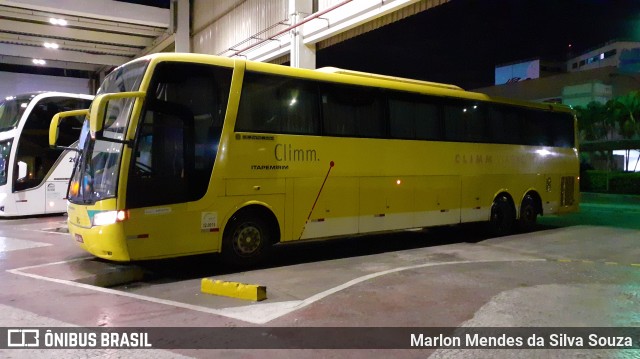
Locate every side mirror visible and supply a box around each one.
[49,109,89,148]
[89,91,145,137]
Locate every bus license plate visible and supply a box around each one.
[75,234,84,243]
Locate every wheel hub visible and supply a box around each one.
[234,224,261,255]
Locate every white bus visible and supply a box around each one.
[0,92,93,216]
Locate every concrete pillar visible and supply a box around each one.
[289,0,315,69]
[174,0,191,53]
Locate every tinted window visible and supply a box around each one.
[127,62,232,208]
[236,72,319,135]
[320,83,384,138]
[549,112,575,148]
[463,102,488,142]
[489,104,574,147]
[489,105,523,145]
[444,100,487,142]
[389,94,441,140]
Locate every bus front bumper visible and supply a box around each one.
[68,220,132,262]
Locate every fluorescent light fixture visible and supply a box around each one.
[49,18,68,26]
[32,59,46,65]
[44,42,59,49]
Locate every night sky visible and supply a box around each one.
[317,0,640,89]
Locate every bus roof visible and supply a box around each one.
[139,53,574,114]
[316,67,464,91]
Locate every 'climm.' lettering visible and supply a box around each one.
[275,144,319,162]
[455,154,493,164]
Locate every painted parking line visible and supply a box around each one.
[549,258,640,268]
[36,228,70,236]
[7,258,545,325]
[0,237,51,252]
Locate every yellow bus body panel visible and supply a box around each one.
[66,53,579,261]
[67,199,130,261]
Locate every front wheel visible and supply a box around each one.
[222,213,272,267]
[488,195,515,237]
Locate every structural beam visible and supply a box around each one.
[0,33,139,57]
[0,43,131,66]
[0,0,169,27]
[0,18,152,48]
[174,0,190,52]
[289,0,316,69]
[0,5,166,37]
[302,0,422,45]
[0,54,100,72]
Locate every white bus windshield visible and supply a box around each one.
[0,95,32,132]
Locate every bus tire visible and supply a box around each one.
[488,195,515,236]
[518,194,538,232]
[222,212,272,267]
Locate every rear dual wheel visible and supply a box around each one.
[488,195,515,236]
[518,194,538,232]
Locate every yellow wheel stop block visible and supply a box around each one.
[201,278,267,301]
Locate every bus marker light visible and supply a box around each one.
[116,210,128,221]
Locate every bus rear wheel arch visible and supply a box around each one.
[488,193,516,236]
[221,205,279,267]
[518,192,542,232]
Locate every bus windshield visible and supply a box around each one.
[69,60,148,204]
[0,95,32,132]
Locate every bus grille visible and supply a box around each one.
[561,176,575,206]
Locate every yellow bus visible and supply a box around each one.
[50,53,579,264]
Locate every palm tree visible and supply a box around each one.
[608,91,640,171]
[575,101,611,142]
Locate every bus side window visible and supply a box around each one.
[443,100,488,143]
[320,83,384,138]
[550,112,575,148]
[489,105,523,145]
[464,102,488,142]
[443,101,465,142]
[389,98,419,139]
[236,72,319,135]
[388,93,441,141]
[523,111,552,146]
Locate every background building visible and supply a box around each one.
[475,41,640,107]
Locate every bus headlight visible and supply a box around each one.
[92,210,128,226]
